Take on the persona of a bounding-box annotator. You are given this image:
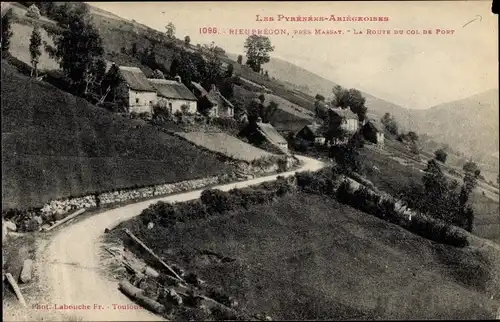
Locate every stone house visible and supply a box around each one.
[296,122,323,143]
[362,119,385,146]
[329,107,360,133]
[148,77,197,115]
[240,121,289,154]
[114,66,158,115]
[191,82,234,118]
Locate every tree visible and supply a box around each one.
[381,113,399,136]
[131,42,138,56]
[45,3,106,96]
[170,51,201,87]
[237,54,243,65]
[26,4,41,19]
[165,22,176,39]
[29,27,42,78]
[1,8,14,57]
[245,96,278,124]
[244,35,274,73]
[332,85,367,121]
[407,131,419,142]
[462,161,480,175]
[225,63,234,78]
[264,70,269,78]
[202,41,223,87]
[435,148,447,163]
[184,35,191,46]
[152,69,165,79]
[315,94,325,102]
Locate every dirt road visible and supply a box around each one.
[6,155,324,322]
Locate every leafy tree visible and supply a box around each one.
[131,42,138,56]
[29,27,42,78]
[170,51,201,87]
[45,3,105,96]
[244,35,274,73]
[152,69,165,79]
[202,41,223,87]
[332,85,367,121]
[262,100,279,123]
[26,4,41,19]
[246,96,278,123]
[381,113,399,136]
[315,94,325,102]
[462,161,480,175]
[1,8,14,57]
[184,35,191,46]
[407,131,419,142]
[459,164,480,206]
[219,76,236,100]
[165,22,176,39]
[225,63,234,78]
[435,148,447,163]
[39,2,56,18]
[237,54,243,65]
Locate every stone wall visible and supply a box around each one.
[39,176,224,221]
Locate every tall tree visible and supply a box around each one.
[45,3,105,96]
[435,149,447,163]
[244,35,274,73]
[1,8,14,57]
[29,27,42,78]
[165,22,176,39]
[225,63,234,78]
[381,112,399,136]
[202,41,223,87]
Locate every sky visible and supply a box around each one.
[90,1,498,110]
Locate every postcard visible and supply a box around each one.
[2,1,499,321]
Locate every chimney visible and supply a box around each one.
[174,75,181,83]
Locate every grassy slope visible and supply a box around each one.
[360,142,499,242]
[1,62,234,210]
[175,132,275,163]
[119,192,500,320]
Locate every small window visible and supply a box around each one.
[135,98,140,104]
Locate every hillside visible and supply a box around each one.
[7,2,498,165]
[116,191,500,320]
[1,61,234,210]
[411,89,500,165]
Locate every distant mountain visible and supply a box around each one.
[411,88,499,162]
[228,53,498,165]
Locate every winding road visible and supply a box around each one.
[10,155,325,322]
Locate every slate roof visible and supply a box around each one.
[304,122,322,136]
[329,107,358,120]
[256,122,288,145]
[191,81,219,105]
[365,119,385,132]
[208,87,234,108]
[148,79,197,101]
[118,66,156,92]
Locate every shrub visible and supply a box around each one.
[200,189,234,213]
[435,149,447,163]
[335,180,354,204]
[295,171,335,195]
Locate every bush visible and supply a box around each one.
[295,171,335,195]
[200,189,234,213]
